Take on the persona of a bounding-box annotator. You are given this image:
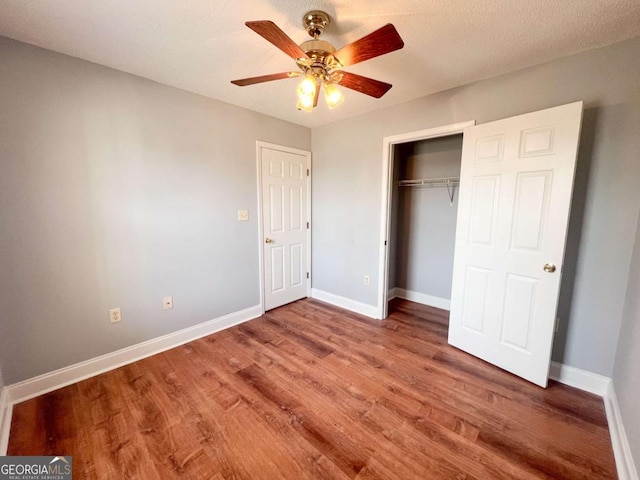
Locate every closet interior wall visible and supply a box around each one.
[389,134,463,307]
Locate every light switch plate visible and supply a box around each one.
[238,210,249,221]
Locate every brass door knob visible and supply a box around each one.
[543,263,556,273]
[265,238,273,244]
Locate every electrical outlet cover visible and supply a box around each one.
[109,308,121,323]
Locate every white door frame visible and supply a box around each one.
[376,121,475,319]
[256,141,312,314]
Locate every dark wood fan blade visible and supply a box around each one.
[231,72,300,86]
[246,21,309,59]
[337,71,392,98]
[332,24,404,67]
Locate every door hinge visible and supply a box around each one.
[306,169,310,177]
[307,222,310,229]
[306,272,310,279]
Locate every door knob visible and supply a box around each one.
[265,238,273,244]
[543,263,556,273]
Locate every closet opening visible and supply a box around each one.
[389,134,463,322]
[376,121,475,320]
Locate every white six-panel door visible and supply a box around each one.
[259,144,310,311]
[448,102,583,387]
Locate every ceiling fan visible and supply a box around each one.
[231,11,404,112]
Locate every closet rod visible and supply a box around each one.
[397,176,460,187]
[397,176,460,205]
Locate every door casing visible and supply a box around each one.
[377,121,476,319]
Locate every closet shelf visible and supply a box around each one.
[397,176,460,205]
[397,176,460,188]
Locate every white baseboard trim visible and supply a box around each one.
[548,361,611,396]
[389,287,451,311]
[604,381,639,480]
[549,362,637,480]
[311,288,378,319]
[2,305,261,408]
[0,387,11,455]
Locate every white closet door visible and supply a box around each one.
[448,102,583,387]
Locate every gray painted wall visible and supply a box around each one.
[0,36,310,384]
[391,136,462,299]
[613,208,640,469]
[0,320,3,390]
[312,37,640,376]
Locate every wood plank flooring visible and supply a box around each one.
[8,298,617,479]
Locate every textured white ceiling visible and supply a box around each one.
[0,0,638,128]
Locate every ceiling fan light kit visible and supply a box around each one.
[296,75,317,112]
[323,83,344,109]
[231,11,404,112]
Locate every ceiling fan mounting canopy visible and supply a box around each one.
[303,10,330,39]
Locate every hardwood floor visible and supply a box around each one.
[8,298,617,479]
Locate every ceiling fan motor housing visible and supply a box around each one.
[299,39,335,57]
[300,39,336,64]
[298,38,338,83]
